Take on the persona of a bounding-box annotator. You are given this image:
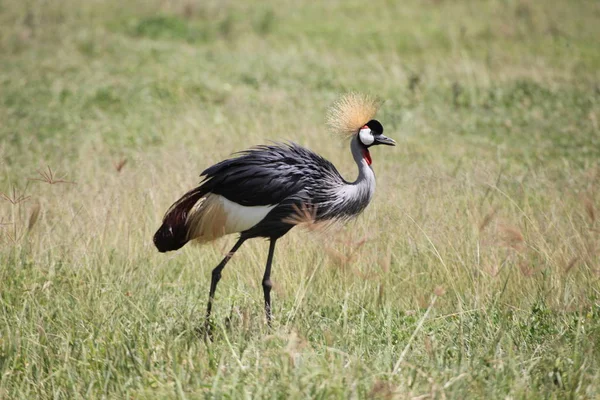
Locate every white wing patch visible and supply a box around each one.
[186,194,275,243]
[220,196,275,233]
[358,128,374,145]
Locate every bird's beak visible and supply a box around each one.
[375,135,396,146]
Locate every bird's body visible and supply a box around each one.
[153,94,395,329]
[153,140,375,251]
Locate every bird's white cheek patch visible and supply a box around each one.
[359,128,374,145]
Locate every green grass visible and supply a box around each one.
[1,0,599,398]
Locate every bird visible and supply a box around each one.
[153,93,395,329]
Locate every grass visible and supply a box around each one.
[1,0,599,398]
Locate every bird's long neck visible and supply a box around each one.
[337,136,376,211]
[350,135,376,187]
[311,136,377,221]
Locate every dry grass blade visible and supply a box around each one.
[583,197,596,223]
[323,234,371,270]
[518,261,542,277]
[564,257,579,274]
[324,246,350,268]
[114,158,127,173]
[369,380,396,400]
[0,187,31,205]
[29,165,75,185]
[498,223,524,250]
[282,203,317,226]
[479,208,497,232]
[282,203,334,233]
[27,203,41,232]
[0,217,14,227]
[433,285,446,297]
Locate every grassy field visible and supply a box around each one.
[1,0,599,398]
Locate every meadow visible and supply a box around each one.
[1,0,599,398]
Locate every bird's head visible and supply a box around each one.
[357,119,396,148]
[327,93,395,148]
[327,93,395,166]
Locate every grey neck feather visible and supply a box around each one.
[318,135,377,220]
[350,135,376,186]
[342,136,376,206]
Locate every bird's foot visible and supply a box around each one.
[195,319,215,342]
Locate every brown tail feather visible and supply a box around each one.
[153,187,206,252]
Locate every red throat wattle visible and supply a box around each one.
[362,148,372,166]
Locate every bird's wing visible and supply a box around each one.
[199,143,342,207]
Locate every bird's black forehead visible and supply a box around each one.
[366,119,383,135]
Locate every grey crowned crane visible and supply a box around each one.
[153,93,395,328]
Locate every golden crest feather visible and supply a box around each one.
[326,93,381,139]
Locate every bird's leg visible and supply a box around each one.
[203,236,246,336]
[262,238,277,327]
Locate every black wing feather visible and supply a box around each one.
[199,143,343,206]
